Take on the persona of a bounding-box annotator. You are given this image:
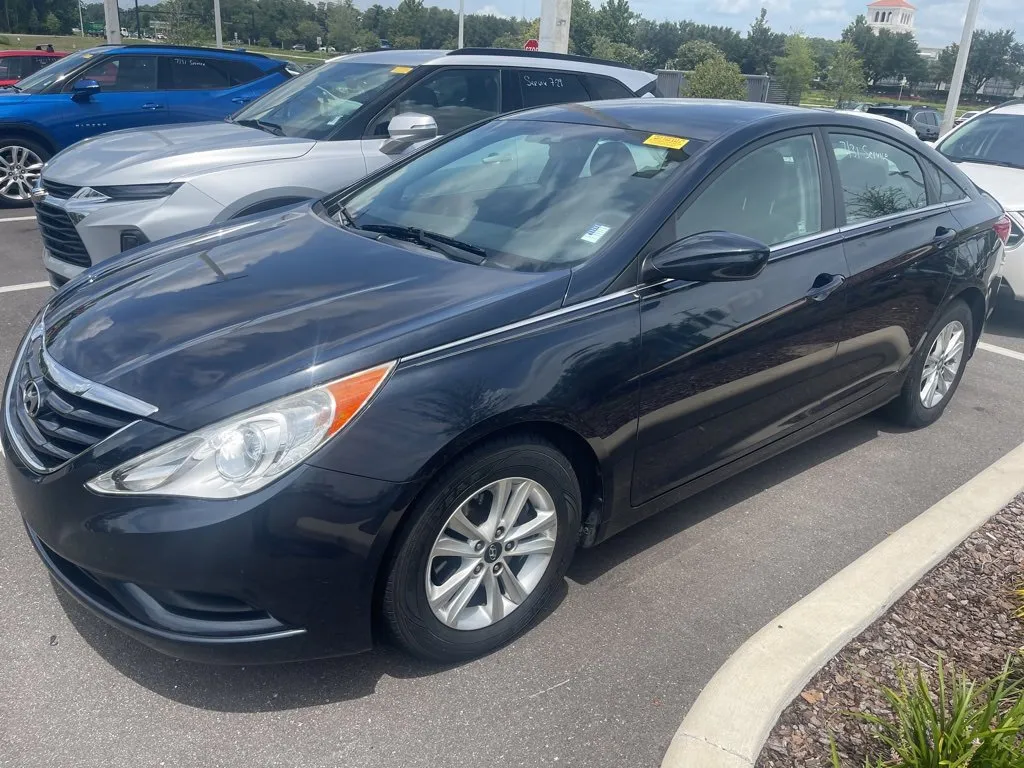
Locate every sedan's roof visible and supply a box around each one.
[504,98,804,142]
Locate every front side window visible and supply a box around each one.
[234,61,411,139]
[830,133,927,223]
[517,70,591,108]
[370,68,500,136]
[937,113,1024,170]
[75,56,157,92]
[159,56,230,90]
[675,134,822,246]
[340,119,699,271]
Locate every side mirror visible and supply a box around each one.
[381,112,437,155]
[71,79,101,101]
[642,231,770,283]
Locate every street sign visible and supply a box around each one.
[524,38,538,51]
[317,36,322,46]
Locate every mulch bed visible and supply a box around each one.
[756,495,1024,767]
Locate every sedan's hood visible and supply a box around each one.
[42,206,567,429]
[44,122,315,186]
[956,162,1024,212]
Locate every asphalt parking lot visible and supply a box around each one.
[2,210,1023,768]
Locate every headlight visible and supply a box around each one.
[87,362,394,499]
[72,183,182,202]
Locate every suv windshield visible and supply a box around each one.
[866,107,911,124]
[335,118,699,272]
[938,113,1024,170]
[16,48,94,92]
[233,61,409,139]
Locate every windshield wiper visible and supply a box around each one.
[358,223,487,265]
[0,84,21,92]
[234,117,285,136]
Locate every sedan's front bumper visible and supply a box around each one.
[3,423,412,663]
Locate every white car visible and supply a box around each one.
[936,101,1024,299]
[34,49,655,287]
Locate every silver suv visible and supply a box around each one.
[33,48,656,287]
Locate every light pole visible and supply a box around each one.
[78,1,85,37]
[539,0,571,53]
[458,0,464,48]
[940,0,983,137]
[214,0,223,48]
[103,0,121,43]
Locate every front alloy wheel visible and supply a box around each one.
[383,435,580,661]
[0,143,44,206]
[426,478,558,630]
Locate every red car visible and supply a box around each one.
[0,49,65,87]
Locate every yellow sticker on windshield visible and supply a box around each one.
[644,134,689,150]
[390,66,413,74]
[82,53,94,59]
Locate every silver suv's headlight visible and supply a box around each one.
[87,363,394,499]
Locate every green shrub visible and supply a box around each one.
[0,35,10,46]
[837,657,1024,768]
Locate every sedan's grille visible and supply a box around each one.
[42,179,80,199]
[34,201,90,267]
[5,333,134,471]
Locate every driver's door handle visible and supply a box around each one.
[806,273,846,302]
[231,96,254,104]
[141,102,164,110]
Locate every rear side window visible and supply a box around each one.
[0,56,26,80]
[159,57,231,90]
[936,168,967,202]
[517,70,590,108]
[582,75,634,100]
[830,133,927,223]
[219,59,266,85]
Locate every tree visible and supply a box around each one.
[589,34,646,70]
[931,44,957,85]
[634,19,681,69]
[327,0,363,51]
[164,0,205,45]
[295,20,321,50]
[825,43,866,107]
[687,54,747,100]
[595,0,635,46]
[569,0,598,56]
[43,11,61,34]
[807,36,838,79]
[962,29,1024,94]
[275,26,296,47]
[774,33,815,104]
[361,4,391,39]
[678,22,745,65]
[841,15,880,82]
[390,0,425,40]
[742,8,785,75]
[674,40,723,70]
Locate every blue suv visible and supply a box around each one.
[0,44,291,207]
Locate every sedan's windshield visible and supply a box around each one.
[233,61,410,139]
[938,113,1024,170]
[337,119,699,271]
[16,48,95,93]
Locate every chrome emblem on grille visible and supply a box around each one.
[22,380,40,417]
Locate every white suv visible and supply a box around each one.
[33,48,655,287]
[936,100,1024,298]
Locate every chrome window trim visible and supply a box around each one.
[402,286,640,362]
[838,201,950,235]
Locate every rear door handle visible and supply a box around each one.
[141,102,164,110]
[806,273,846,302]
[231,96,254,104]
[933,226,957,244]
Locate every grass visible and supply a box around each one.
[830,656,1024,767]
[0,32,329,65]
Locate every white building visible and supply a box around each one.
[866,0,916,34]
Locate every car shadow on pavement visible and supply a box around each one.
[568,413,887,585]
[51,412,888,713]
[983,297,1024,340]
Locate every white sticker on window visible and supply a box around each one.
[580,223,611,244]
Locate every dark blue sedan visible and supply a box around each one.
[2,99,1008,662]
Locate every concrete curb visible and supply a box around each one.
[661,439,1024,768]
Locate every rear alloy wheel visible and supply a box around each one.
[0,140,46,208]
[886,299,973,428]
[383,436,580,661]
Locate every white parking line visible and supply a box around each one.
[0,215,36,223]
[0,281,48,294]
[977,341,1024,362]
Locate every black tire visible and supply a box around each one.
[885,299,973,428]
[382,435,581,662]
[0,137,49,208]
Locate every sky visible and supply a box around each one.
[438,0,1020,49]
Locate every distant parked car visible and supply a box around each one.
[379,39,393,49]
[291,44,306,51]
[35,48,656,287]
[845,109,919,137]
[955,110,980,126]
[867,104,941,141]
[0,49,65,88]
[937,100,1024,300]
[0,44,292,207]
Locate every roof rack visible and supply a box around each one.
[447,47,637,71]
[95,42,270,59]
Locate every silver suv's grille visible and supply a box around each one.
[34,201,91,268]
[4,329,136,472]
